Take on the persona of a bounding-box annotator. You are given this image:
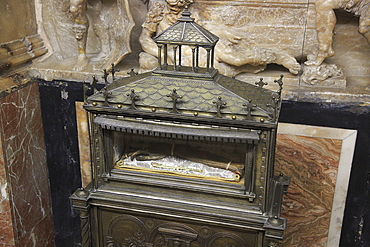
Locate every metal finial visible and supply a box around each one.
[255,78,267,88]
[102,69,109,85]
[100,87,112,106]
[243,99,257,120]
[127,89,139,110]
[274,74,284,95]
[111,63,120,82]
[213,96,227,118]
[167,89,183,114]
[127,68,138,77]
[91,75,98,92]
[267,96,280,122]
[83,83,90,103]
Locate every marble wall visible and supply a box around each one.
[76,102,91,188]
[0,82,55,246]
[276,123,356,247]
[0,134,15,246]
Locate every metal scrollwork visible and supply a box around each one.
[222,242,237,247]
[122,230,147,247]
[107,236,114,247]
[127,68,138,77]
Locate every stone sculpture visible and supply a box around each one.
[139,0,187,70]
[139,1,302,77]
[37,0,134,72]
[69,0,134,71]
[203,5,302,76]
[35,0,369,87]
[301,63,344,85]
[306,0,370,66]
[70,0,90,71]
[302,0,370,85]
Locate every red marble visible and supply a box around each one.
[0,82,55,246]
[275,133,342,247]
[0,135,15,246]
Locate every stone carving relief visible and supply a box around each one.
[34,0,370,88]
[201,5,302,77]
[302,63,344,85]
[37,0,134,72]
[136,0,370,87]
[306,0,370,66]
[138,0,304,77]
[138,0,186,70]
[302,0,370,85]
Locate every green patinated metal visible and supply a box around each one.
[71,7,289,247]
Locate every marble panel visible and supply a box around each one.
[276,123,356,247]
[76,101,91,187]
[0,82,55,246]
[0,137,15,246]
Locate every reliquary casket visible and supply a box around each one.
[71,9,290,247]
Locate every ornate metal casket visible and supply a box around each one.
[71,9,290,247]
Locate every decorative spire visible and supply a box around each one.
[267,96,280,122]
[243,99,257,120]
[110,63,120,82]
[91,75,98,92]
[102,69,109,85]
[213,96,227,118]
[274,74,284,95]
[167,89,183,114]
[127,89,139,110]
[100,87,112,106]
[255,78,267,88]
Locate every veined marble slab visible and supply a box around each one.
[276,123,357,247]
[0,82,54,246]
[76,102,92,188]
[0,136,15,246]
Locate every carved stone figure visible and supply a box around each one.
[139,1,302,77]
[70,0,89,71]
[69,0,135,71]
[203,6,302,76]
[139,0,187,70]
[301,0,370,85]
[306,0,370,66]
[301,63,344,85]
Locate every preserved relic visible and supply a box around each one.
[71,7,290,247]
